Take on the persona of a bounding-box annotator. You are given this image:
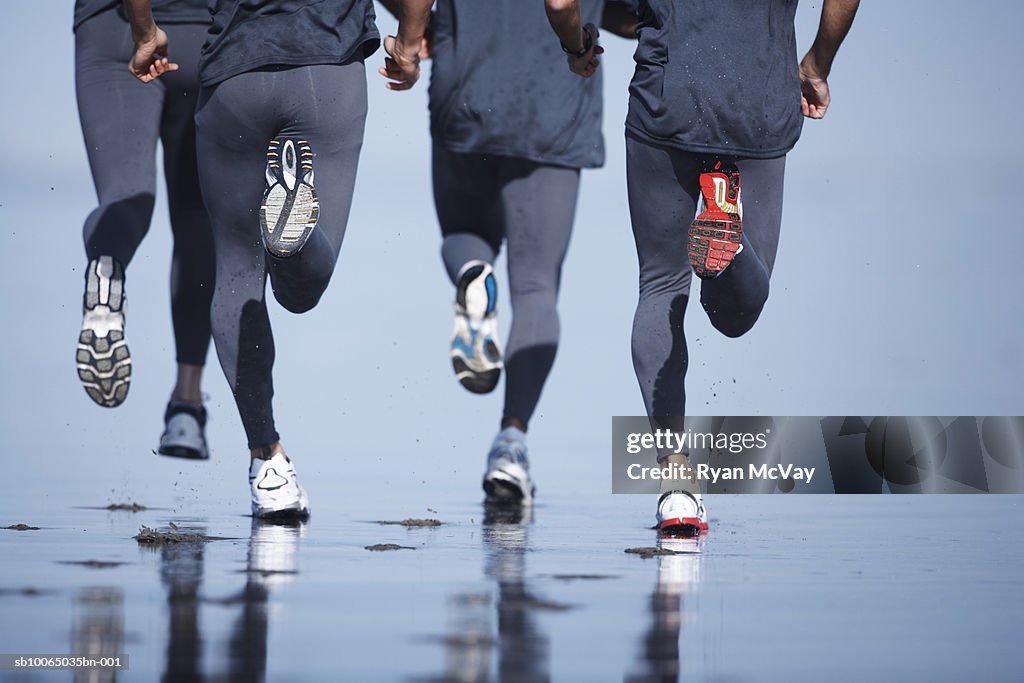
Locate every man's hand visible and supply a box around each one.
[567,23,603,78]
[378,35,422,91]
[545,1,602,78]
[799,0,859,119]
[799,57,829,119]
[377,0,433,59]
[379,0,432,90]
[128,27,178,83]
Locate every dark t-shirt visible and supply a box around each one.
[198,0,380,86]
[73,0,210,31]
[626,0,803,159]
[429,0,610,169]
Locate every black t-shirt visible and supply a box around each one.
[626,0,803,158]
[73,0,210,31]
[429,0,610,169]
[198,0,380,86]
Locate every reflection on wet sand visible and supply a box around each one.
[148,519,306,682]
[160,533,203,683]
[72,587,124,683]
[626,537,703,683]
[424,506,561,683]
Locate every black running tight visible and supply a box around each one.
[195,63,367,449]
[626,135,786,420]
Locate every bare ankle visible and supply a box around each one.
[501,417,527,433]
[250,442,285,461]
[171,363,204,405]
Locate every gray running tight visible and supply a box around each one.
[75,8,213,366]
[626,134,785,421]
[195,63,367,449]
[433,145,580,428]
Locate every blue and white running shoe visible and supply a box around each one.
[451,260,502,394]
[483,433,535,505]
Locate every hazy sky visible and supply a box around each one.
[0,2,1021,510]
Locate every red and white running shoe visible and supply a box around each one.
[656,491,708,536]
[689,160,742,279]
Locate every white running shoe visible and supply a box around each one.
[249,453,310,519]
[656,491,708,536]
[451,261,503,394]
[483,434,535,505]
[157,401,209,460]
[260,137,320,258]
[77,256,130,407]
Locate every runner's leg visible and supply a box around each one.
[265,64,368,314]
[434,144,505,394]
[626,136,699,420]
[434,144,503,282]
[160,23,215,387]
[195,63,367,451]
[626,136,704,500]
[499,160,579,429]
[76,8,163,267]
[74,8,164,407]
[698,156,785,337]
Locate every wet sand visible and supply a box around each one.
[1,495,1022,681]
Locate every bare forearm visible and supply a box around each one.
[122,0,157,44]
[805,0,859,76]
[601,2,637,40]
[545,0,586,53]
[396,0,432,45]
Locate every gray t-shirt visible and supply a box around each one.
[73,0,210,31]
[198,0,379,86]
[626,0,803,158]
[429,0,609,169]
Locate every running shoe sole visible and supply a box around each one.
[451,263,502,394]
[77,257,130,407]
[254,505,311,521]
[158,443,208,460]
[689,162,742,279]
[260,138,319,258]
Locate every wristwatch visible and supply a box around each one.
[560,26,594,58]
